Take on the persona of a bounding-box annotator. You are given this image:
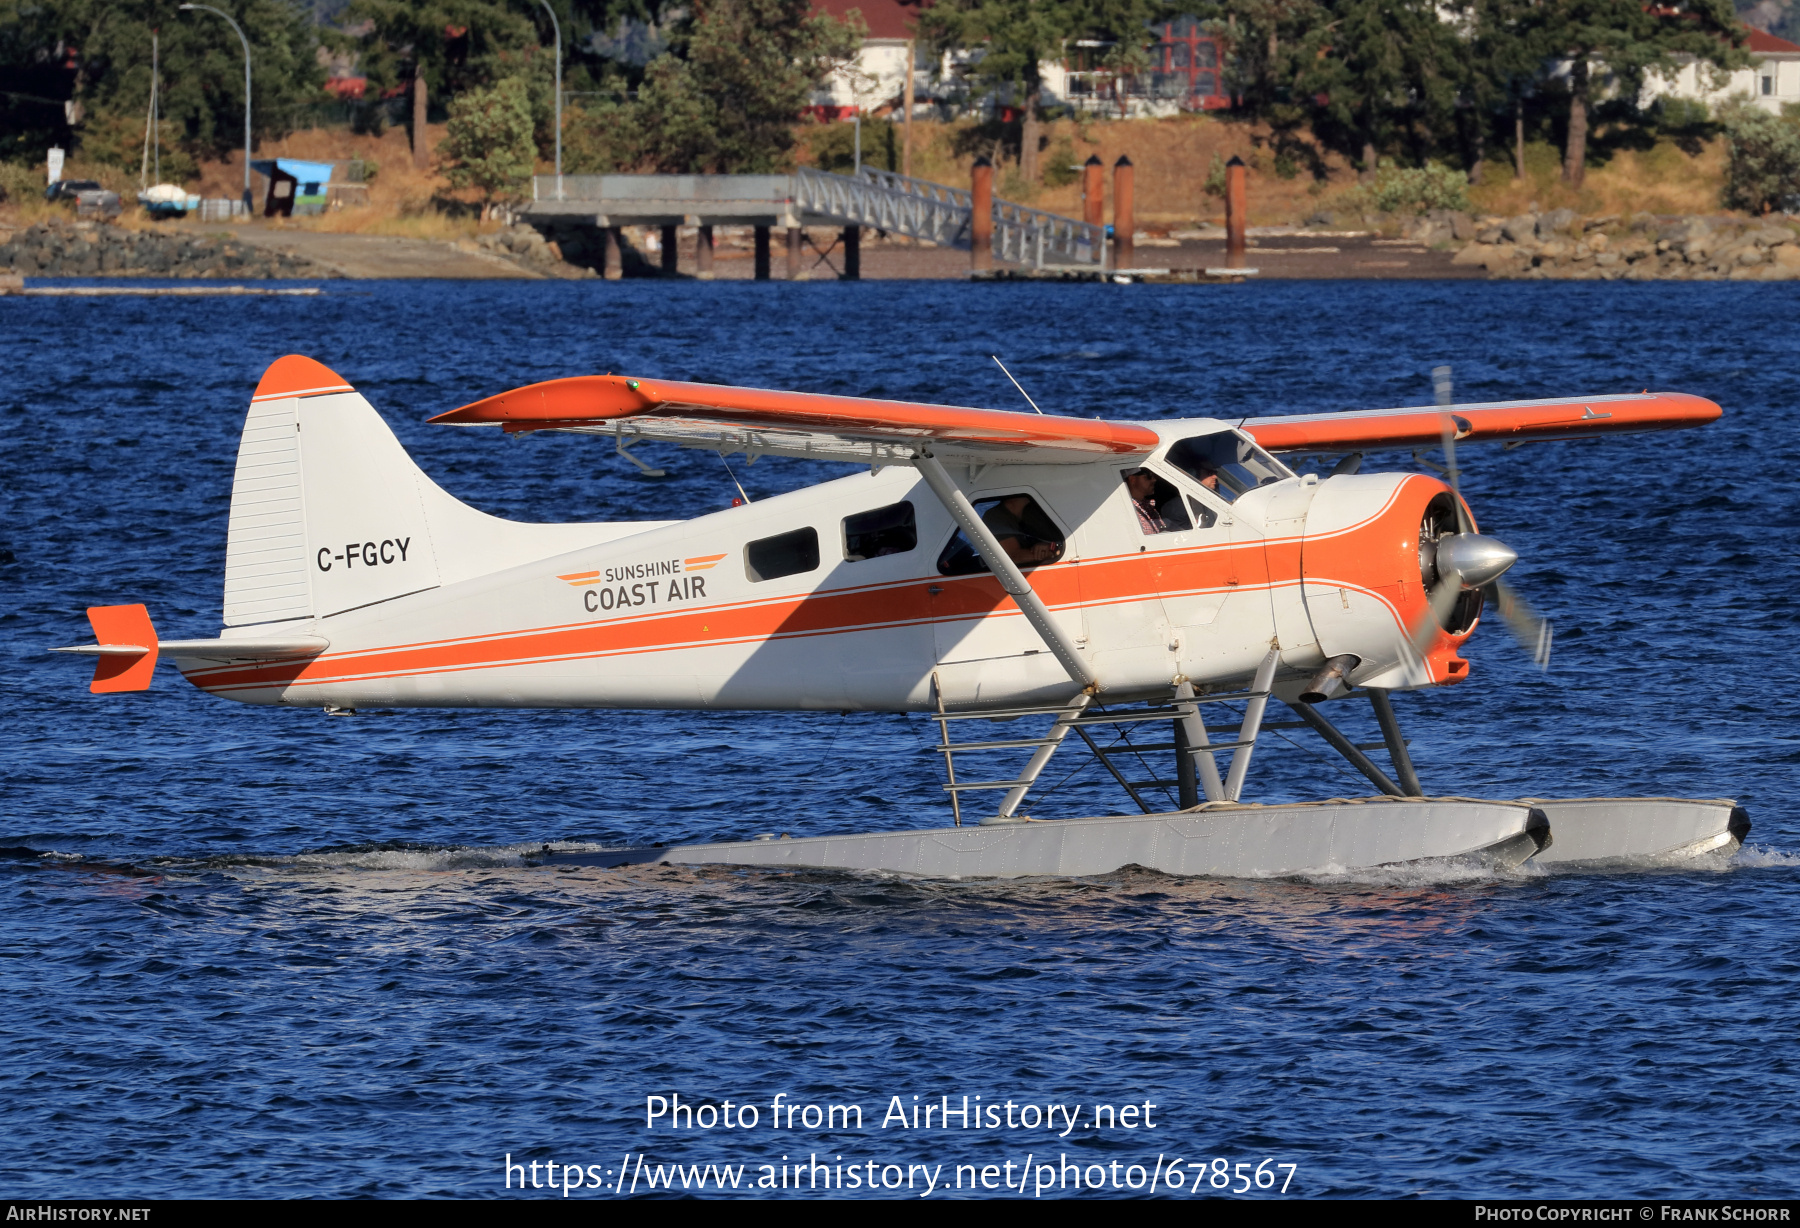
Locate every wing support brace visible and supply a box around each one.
[912,452,1099,694]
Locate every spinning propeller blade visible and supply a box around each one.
[1485,579,1553,670]
[1408,409,1554,671]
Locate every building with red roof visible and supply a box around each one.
[805,0,1226,121]
[1639,24,1800,114]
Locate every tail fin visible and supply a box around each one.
[225,355,444,626]
[225,355,640,630]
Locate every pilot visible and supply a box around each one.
[982,494,1061,565]
[1189,460,1222,492]
[1125,468,1166,534]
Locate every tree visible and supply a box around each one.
[918,0,1169,184]
[1450,0,1546,182]
[1290,0,1462,180]
[572,0,861,173]
[0,0,322,167]
[346,0,537,167]
[1531,0,1749,187]
[440,73,535,214]
[1721,101,1800,212]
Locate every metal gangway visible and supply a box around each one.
[527,168,1103,269]
[790,168,1102,268]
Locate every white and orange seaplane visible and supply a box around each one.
[58,354,1748,878]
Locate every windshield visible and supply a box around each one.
[1164,431,1291,503]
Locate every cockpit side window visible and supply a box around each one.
[937,493,1066,575]
[1165,431,1291,503]
[1120,467,1195,534]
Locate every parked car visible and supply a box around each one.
[44,179,123,218]
[44,178,103,202]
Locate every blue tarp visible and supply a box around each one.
[250,159,335,191]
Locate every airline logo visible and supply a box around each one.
[557,553,727,615]
[556,552,727,589]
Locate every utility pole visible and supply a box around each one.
[535,0,562,199]
[902,40,915,178]
[179,4,251,215]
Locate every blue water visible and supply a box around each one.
[3,278,1798,1200]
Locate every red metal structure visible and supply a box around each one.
[1151,16,1228,110]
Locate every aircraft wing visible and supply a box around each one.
[429,375,1160,466]
[1239,392,1721,454]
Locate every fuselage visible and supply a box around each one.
[177,419,1471,711]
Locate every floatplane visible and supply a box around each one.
[57,355,1748,878]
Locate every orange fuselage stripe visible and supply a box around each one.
[188,478,1444,695]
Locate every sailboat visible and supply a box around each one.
[139,31,198,218]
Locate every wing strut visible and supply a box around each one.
[912,452,1098,694]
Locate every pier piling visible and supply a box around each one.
[1225,156,1247,268]
[660,224,678,275]
[1113,156,1134,271]
[971,157,993,273]
[753,226,770,280]
[843,226,860,280]
[603,227,622,280]
[696,225,714,280]
[787,226,803,280]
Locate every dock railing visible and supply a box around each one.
[530,169,1103,268]
[792,168,1102,268]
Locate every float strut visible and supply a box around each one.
[1367,688,1422,796]
[1173,680,1223,804]
[1222,648,1279,802]
[1287,699,1406,797]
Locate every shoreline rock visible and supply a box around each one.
[1434,210,1800,281]
[0,218,331,279]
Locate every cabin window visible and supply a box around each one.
[1121,467,1198,534]
[1165,431,1290,503]
[843,501,917,561]
[745,526,820,582]
[937,493,1065,575]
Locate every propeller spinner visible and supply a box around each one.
[1411,413,1554,670]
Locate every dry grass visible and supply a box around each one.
[186,124,499,239]
[896,114,1355,228]
[2,116,1738,238]
[1467,137,1731,218]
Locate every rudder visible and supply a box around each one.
[224,355,443,627]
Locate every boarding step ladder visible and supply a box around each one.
[931,651,1281,826]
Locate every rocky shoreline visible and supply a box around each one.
[0,219,329,279]
[1423,209,1800,280]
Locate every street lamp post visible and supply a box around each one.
[179,3,252,215]
[536,0,561,200]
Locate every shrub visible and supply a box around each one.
[0,160,41,204]
[1358,160,1471,215]
[802,116,897,174]
[1201,153,1227,199]
[73,110,199,184]
[1042,137,1079,187]
[1720,103,1800,214]
[440,77,537,219]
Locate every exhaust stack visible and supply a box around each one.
[1301,654,1360,704]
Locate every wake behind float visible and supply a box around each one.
[57,355,1746,879]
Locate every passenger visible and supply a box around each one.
[1189,460,1222,492]
[1125,468,1166,534]
[982,494,1061,565]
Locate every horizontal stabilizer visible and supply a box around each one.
[56,604,159,693]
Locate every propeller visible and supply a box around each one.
[1409,409,1553,670]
